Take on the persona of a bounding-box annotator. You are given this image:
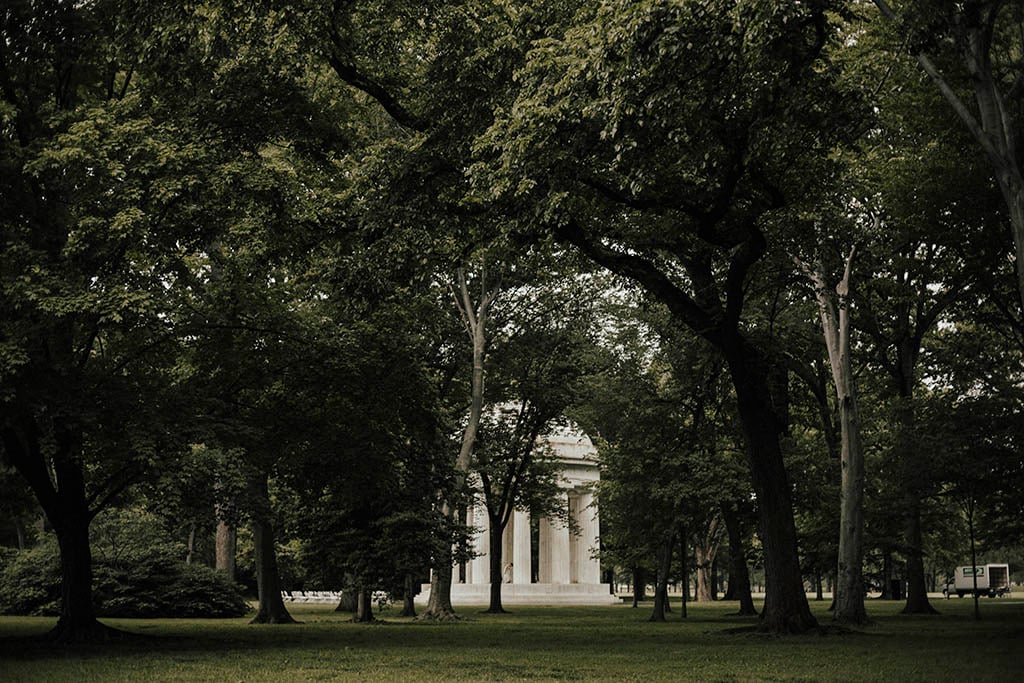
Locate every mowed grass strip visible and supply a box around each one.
[1,598,1022,682]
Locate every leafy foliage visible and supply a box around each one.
[0,510,249,618]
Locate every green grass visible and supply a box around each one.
[1,598,1022,681]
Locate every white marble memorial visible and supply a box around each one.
[418,426,617,605]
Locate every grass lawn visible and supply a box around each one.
[1,597,1022,681]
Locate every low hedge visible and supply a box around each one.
[0,539,250,618]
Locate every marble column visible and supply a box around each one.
[512,509,532,584]
[569,495,580,583]
[462,505,473,584]
[578,490,602,584]
[470,502,490,585]
[547,494,571,584]
[538,515,552,584]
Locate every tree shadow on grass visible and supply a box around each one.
[716,623,873,637]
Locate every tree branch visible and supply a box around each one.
[870,0,1008,167]
[328,0,428,132]
[554,220,722,342]
[723,225,766,328]
[579,175,706,221]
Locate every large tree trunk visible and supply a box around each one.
[895,394,938,615]
[400,573,417,618]
[694,515,722,602]
[249,476,296,625]
[901,493,936,614]
[420,531,458,620]
[1,424,120,642]
[649,532,675,622]
[695,545,716,602]
[631,566,647,608]
[485,519,507,613]
[834,383,867,624]
[799,249,868,626]
[50,512,111,642]
[215,519,236,580]
[722,508,757,616]
[724,341,818,634]
[354,591,375,623]
[335,585,358,613]
[678,526,688,619]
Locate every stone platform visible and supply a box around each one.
[416,582,619,606]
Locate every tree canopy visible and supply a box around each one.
[1,0,1022,641]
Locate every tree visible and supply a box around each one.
[0,0,352,640]
[138,445,248,569]
[473,410,568,614]
[870,0,1024,315]
[836,26,1004,611]
[922,384,1024,619]
[720,498,760,616]
[418,264,501,620]
[472,274,599,612]
[795,246,869,625]
[575,295,749,622]
[281,304,454,623]
[473,1,863,633]
[0,1,217,640]
[576,335,688,622]
[926,308,1024,564]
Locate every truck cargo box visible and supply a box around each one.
[943,564,1010,598]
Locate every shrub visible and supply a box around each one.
[0,537,250,618]
[94,551,251,618]
[0,541,60,616]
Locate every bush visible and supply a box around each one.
[94,551,252,618]
[0,536,251,618]
[0,542,60,616]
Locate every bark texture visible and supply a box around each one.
[51,514,107,642]
[797,249,868,625]
[354,591,375,623]
[631,567,647,608]
[185,525,196,565]
[336,588,358,613]
[724,342,818,633]
[485,520,508,613]
[249,476,297,625]
[420,541,459,620]
[400,574,418,617]
[649,532,675,622]
[722,508,758,616]
[694,515,723,602]
[215,519,237,580]
[897,397,937,615]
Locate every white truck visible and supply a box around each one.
[942,564,1011,599]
